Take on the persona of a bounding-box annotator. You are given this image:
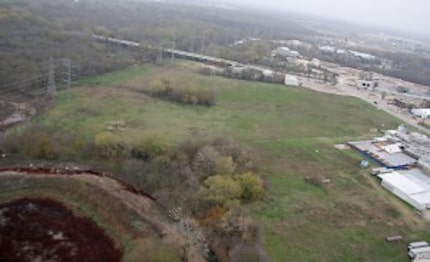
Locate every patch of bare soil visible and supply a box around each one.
[0,101,38,130]
[0,198,122,262]
[0,167,207,262]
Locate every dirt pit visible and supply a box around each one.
[0,198,122,262]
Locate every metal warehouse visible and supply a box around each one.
[378,169,430,210]
[348,140,416,169]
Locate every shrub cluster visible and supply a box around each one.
[2,123,170,162]
[1,126,266,260]
[200,172,264,207]
[2,124,263,211]
[113,136,262,209]
[92,131,172,162]
[189,137,258,178]
[147,78,216,106]
[198,65,285,84]
[2,124,93,160]
[94,132,127,158]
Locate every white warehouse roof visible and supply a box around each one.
[380,172,426,194]
[284,75,300,86]
[412,108,430,119]
[379,170,430,210]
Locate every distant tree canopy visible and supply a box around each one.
[0,0,311,88]
[2,0,427,93]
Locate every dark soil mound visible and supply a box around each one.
[0,198,122,262]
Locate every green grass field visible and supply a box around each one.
[38,62,430,261]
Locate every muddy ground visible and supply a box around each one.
[0,198,122,262]
[0,168,207,262]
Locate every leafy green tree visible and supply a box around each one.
[201,175,242,206]
[192,146,220,177]
[215,156,236,176]
[92,25,111,36]
[149,78,167,95]
[94,132,126,158]
[131,132,170,160]
[237,172,264,202]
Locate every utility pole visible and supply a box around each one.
[190,36,195,52]
[201,33,205,54]
[253,28,258,39]
[157,47,164,65]
[171,37,176,62]
[47,57,56,97]
[62,58,72,89]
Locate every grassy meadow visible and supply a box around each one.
[34,62,430,261]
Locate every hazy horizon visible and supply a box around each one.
[200,0,429,36]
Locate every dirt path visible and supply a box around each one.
[0,101,36,130]
[0,169,206,262]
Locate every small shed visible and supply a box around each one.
[284,75,300,87]
[262,70,274,78]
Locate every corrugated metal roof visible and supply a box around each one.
[379,172,427,195]
[379,169,430,209]
[349,140,416,168]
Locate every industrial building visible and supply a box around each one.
[350,126,430,212]
[348,140,416,169]
[272,47,301,58]
[319,45,336,53]
[411,108,430,119]
[347,50,376,61]
[284,75,300,87]
[378,169,430,210]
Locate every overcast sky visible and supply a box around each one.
[223,0,428,35]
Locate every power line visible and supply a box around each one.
[1,91,46,99]
[0,78,49,94]
[1,74,48,86]
[0,92,47,103]
[0,75,49,88]
[47,57,56,97]
[0,85,47,97]
[1,58,78,104]
[1,74,49,90]
[171,37,176,62]
[0,83,47,96]
[61,58,72,89]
